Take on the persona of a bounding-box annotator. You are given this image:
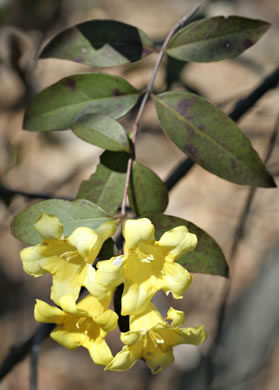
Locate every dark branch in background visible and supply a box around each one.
[229,66,279,123]
[30,328,46,390]
[0,156,97,204]
[165,159,195,191]
[0,64,278,384]
[0,184,70,201]
[0,323,54,381]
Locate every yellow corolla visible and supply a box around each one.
[20,214,116,307]
[93,218,197,315]
[35,294,118,366]
[105,302,206,373]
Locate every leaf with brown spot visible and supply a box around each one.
[153,91,275,187]
[167,16,270,62]
[24,73,139,132]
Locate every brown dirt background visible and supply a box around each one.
[0,0,279,389]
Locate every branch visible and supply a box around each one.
[0,4,207,379]
[0,184,71,201]
[229,66,279,122]
[165,159,195,191]
[120,0,205,218]
[0,323,54,381]
[0,155,97,202]
[1,8,277,383]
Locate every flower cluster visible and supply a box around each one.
[20,214,206,373]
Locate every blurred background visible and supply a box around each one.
[0,0,279,389]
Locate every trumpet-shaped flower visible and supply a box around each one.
[35,294,118,366]
[105,303,206,373]
[20,214,116,307]
[93,218,197,315]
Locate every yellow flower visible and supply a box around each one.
[93,218,197,315]
[35,294,118,366]
[105,303,206,373]
[20,214,116,307]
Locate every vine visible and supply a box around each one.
[0,1,276,388]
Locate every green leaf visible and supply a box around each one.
[167,16,270,62]
[11,199,113,245]
[154,91,275,187]
[72,114,130,152]
[23,73,139,132]
[146,214,228,277]
[128,161,168,215]
[77,151,129,215]
[40,20,155,67]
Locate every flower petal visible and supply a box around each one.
[157,226,197,260]
[77,294,111,316]
[123,219,155,252]
[67,227,98,259]
[20,245,50,277]
[34,299,64,324]
[180,325,207,345]
[121,281,156,316]
[95,221,117,243]
[167,307,185,328]
[120,331,142,346]
[94,256,125,293]
[48,261,83,305]
[34,214,63,240]
[156,325,207,348]
[88,338,114,365]
[89,276,112,299]
[160,262,192,298]
[145,348,174,374]
[67,221,116,260]
[105,344,142,372]
[80,263,98,296]
[59,296,79,314]
[93,309,118,333]
[130,303,166,331]
[51,327,80,350]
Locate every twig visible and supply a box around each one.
[2,3,278,382]
[7,14,277,205]
[0,3,206,379]
[120,0,205,218]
